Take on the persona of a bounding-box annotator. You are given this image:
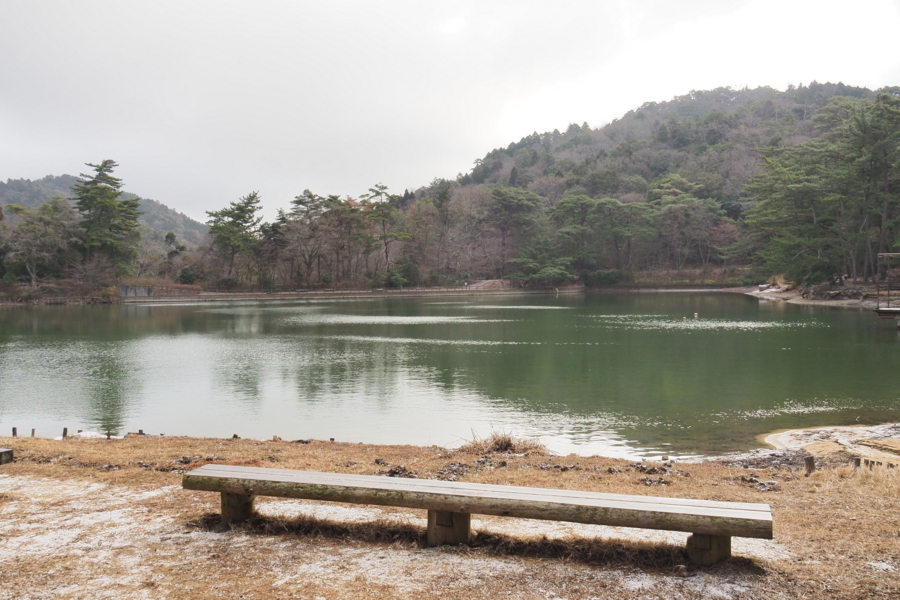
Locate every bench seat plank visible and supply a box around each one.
[183,464,772,540]
[186,464,771,512]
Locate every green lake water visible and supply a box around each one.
[1,293,899,458]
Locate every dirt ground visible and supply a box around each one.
[1,432,899,600]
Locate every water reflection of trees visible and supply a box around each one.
[289,340,402,405]
[0,304,250,339]
[84,343,139,435]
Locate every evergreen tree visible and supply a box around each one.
[747,94,900,283]
[488,187,541,277]
[206,192,263,278]
[71,160,142,274]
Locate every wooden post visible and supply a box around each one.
[853,457,861,468]
[62,427,68,439]
[804,456,816,476]
[11,427,16,438]
[686,534,732,566]
[31,429,35,438]
[426,510,471,546]
[221,492,256,524]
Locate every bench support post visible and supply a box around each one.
[686,534,731,566]
[426,510,471,546]
[221,492,257,524]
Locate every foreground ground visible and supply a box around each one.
[0,434,898,600]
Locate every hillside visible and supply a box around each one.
[0,174,208,247]
[457,82,882,218]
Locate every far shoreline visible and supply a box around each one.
[1,280,891,311]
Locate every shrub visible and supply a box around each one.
[457,431,547,455]
[176,268,197,285]
[592,269,623,285]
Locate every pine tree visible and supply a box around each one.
[206,192,263,278]
[71,160,142,274]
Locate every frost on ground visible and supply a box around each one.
[0,474,790,600]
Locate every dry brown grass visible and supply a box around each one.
[1,434,899,599]
[455,430,549,455]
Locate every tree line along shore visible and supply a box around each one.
[1,83,899,303]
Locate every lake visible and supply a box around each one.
[1,292,899,458]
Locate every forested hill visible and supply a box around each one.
[0,174,208,247]
[175,81,900,290]
[458,82,882,218]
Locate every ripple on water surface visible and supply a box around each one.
[588,314,825,331]
[284,314,513,325]
[319,335,538,346]
[459,305,573,310]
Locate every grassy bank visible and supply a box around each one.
[1,434,898,599]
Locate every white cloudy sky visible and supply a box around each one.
[2,0,900,222]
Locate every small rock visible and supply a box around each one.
[436,462,469,481]
[639,476,670,486]
[380,465,418,478]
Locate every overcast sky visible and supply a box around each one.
[3,0,900,222]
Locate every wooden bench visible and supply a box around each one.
[182,464,773,565]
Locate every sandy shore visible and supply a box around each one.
[760,423,900,461]
[745,286,881,309]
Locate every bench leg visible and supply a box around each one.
[426,510,471,546]
[686,534,731,566]
[221,492,257,524]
